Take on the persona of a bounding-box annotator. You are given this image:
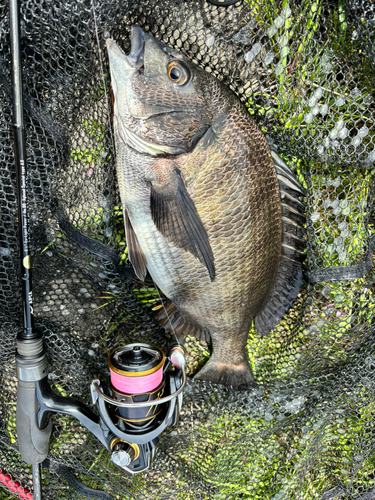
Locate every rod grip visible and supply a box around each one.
[17,380,52,464]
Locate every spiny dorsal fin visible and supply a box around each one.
[255,148,306,335]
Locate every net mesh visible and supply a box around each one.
[0,0,375,498]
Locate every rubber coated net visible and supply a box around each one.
[0,0,375,498]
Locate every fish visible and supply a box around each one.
[106,26,305,388]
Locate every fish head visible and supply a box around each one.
[106,26,213,156]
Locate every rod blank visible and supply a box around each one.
[9,0,35,340]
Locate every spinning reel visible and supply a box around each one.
[17,340,186,475]
[91,342,186,473]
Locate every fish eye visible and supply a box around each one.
[167,61,190,86]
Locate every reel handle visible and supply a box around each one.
[16,342,52,464]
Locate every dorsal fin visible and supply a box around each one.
[255,148,306,336]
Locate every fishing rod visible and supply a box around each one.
[10,2,186,494]
[9,0,49,497]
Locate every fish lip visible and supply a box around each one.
[106,38,132,71]
[106,38,124,58]
[127,26,145,68]
[106,26,144,69]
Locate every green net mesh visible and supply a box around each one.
[0,0,375,498]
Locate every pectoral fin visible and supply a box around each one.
[150,169,215,281]
[124,208,147,281]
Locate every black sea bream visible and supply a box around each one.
[106,26,305,387]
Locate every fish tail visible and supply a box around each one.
[194,358,256,388]
[255,147,306,335]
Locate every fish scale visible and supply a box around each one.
[107,26,305,387]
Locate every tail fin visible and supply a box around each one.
[195,358,256,388]
[255,149,306,335]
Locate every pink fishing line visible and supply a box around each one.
[110,366,163,394]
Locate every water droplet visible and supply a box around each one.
[365,150,375,165]
[281,6,292,19]
[358,125,369,138]
[264,52,274,65]
[268,17,284,38]
[335,96,345,107]
[244,42,262,63]
[329,128,338,140]
[205,35,215,48]
[275,63,284,76]
[278,35,288,48]
[232,27,252,45]
[338,127,348,139]
[351,87,361,98]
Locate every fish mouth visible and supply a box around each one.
[106,26,145,69]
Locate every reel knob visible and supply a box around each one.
[111,449,132,469]
[110,439,139,470]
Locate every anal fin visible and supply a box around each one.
[155,302,211,344]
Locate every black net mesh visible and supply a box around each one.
[1,0,375,498]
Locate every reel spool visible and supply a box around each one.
[108,344,166,425]
[91,342,186,474]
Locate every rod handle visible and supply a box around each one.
[17,380,52,464]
